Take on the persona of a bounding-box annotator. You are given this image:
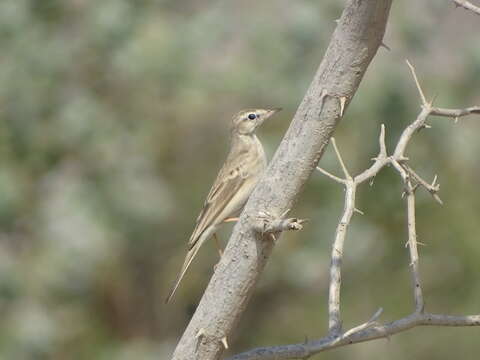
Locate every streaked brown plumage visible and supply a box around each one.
[165,108,281,303]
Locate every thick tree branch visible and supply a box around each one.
[170,1,393,359]
[228,61,480,360]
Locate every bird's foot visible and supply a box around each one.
[213,233,223,257]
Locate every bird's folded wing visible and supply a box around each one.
[187,164,249,250]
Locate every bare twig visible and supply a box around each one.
[392,106,430,160]
[227,313,480,360]
[227,61,480,360]
[405,180,424,313]
[324,133,390,336]
[337,308,383,340]
[452,0,480,15]
[355,124,388,184]
[331,138,351,179]
[403,165,443,205]
[431,106,480,118]
[255,211,307,233]
[316,167,345,184]
[406,59,428,106]
[327,180,355,334]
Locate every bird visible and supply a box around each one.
[165,108,281,303]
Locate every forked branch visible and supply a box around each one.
[171,3,394,359]
[227,61,480,360]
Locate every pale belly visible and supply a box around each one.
[213,133,267,226]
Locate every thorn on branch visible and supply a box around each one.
[331,138,351,179]
[379,124,387,156]
[340,308,384,339]
[406,59,428,106]
[403,166,443,205]
[405,239,427,248]
[196,328,206,339]
[380,42,391,51]
[432,193,443,205]
[317,166,346,184]
[221,336,229,349]
[354,208,364,215]
[339,96,347,117]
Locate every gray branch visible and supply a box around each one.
[227,313,480,360]
[170,1,393,359]
[452,0,480,15]
[228,61,480,360]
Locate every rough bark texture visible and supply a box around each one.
[171,1,393,359]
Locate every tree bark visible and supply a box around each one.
[171,1,393,359]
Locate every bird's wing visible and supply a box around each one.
[187,155,250,250]
[165,163,250,304]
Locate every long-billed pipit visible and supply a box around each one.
[165,108,281,303]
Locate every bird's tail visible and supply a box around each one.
[165,224,218,304]
[165,237,204,304]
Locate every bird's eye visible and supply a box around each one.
[247,113,256,120]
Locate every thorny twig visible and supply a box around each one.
[255,210,307,234]
[452,0,480,15]
[227,61,480,360]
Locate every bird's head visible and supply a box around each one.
[232,108,282,135]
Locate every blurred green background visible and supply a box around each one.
[1,0,479,359]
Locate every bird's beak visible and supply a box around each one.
[265,107,282,118]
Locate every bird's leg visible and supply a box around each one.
[212,234,224,272]
[213,216,240,271]
[213,233,223,257]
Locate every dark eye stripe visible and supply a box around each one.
[248,113,256,120]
